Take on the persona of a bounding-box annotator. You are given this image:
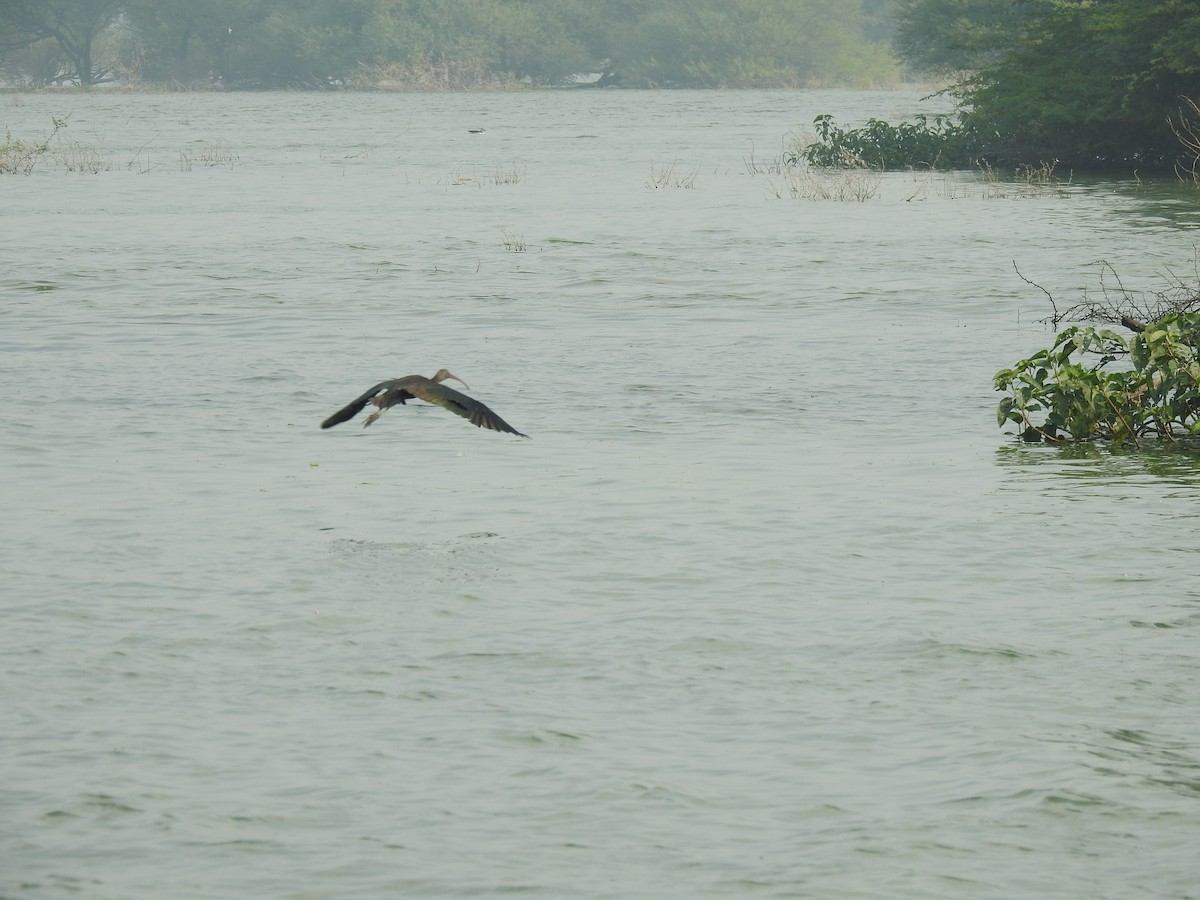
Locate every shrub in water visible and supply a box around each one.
[994,315,1200,446]
[794,113,980,170]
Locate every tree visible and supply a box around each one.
[0,0,123,85]
[892,0,1048,74]
[893,0,1200,169]
[0,37,67,87]
[599,0,895,88]
[965,0,1200,168]
[122,0,270,84]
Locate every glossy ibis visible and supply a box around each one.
[320,369,529,437]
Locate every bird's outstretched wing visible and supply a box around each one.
[320,382,389,429]
[411,381,530,438]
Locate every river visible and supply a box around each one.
[2,88,1199,899]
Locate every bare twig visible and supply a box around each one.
[1019,256,1200,332]
[1013,261,1060,325]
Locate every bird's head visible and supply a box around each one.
[432,368,468,389]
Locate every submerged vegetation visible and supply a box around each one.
[645,160,698,190]
[766,161,881,202]
[995,267,1200,446]
[0,116,117,173]
[1,116,239,174]
[178,140,239,171]
[0,117,64,174]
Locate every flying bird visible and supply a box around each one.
[320,369,529,437]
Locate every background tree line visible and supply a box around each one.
[0,0,898,89]
[7,0,1199,171]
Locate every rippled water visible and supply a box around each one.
[3,89,1200,899]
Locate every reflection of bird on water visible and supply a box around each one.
[320,369,529,437]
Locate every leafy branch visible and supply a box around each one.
[995,315,1200,445]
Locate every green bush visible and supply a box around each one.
[994,315,1200,446]
[794,113,980,169]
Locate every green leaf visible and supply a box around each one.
[997,396,1015,426]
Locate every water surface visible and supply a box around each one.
[3,89,1199,899]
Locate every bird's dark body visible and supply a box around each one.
[320,370,528,437]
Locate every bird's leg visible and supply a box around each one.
[363,393,390,428]
[363,393,404,428]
